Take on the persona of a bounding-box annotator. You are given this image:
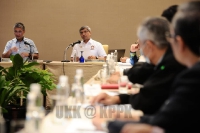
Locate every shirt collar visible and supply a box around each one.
[156,55,164,66]
[82,38,93,45]
[14,37,25,43]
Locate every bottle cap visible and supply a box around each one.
[59,75,68,83]
[76,69,83,75]
[30,83,41,93]
[27,92,36,100]
[103,64,107,67]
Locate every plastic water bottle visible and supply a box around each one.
[109,53,115,74]
[113,50,118,63]
[106,54,110,77]
[75,69,84,87]
[73,75,84,105]
[25,84,45,133]
[73,50,77,62]
[74,69,85,104]
[56,75,70,105]
[52,75,69,124]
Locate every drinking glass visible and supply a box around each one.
[118,75,129,94]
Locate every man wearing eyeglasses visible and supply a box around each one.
[70,26,107,61]
[2,22,39,60]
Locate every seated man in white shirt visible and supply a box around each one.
[70,26,107,61]
[2,22,39,61]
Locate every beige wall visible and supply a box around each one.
[0,0,187,61]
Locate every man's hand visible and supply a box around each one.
[98,56,106,61]
[10,47,18,52]
[120,57,129,63]
[92,106,109,131]
[20,52,29,58]
[130,43,140,52]
[106,72,120,84]
[90,93,120,105]
[88,56,96,59]
[121,124,164,133]
[92,106,143,131]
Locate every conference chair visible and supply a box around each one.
[102,44,109,54]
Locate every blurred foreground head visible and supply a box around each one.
[169,1,200,65]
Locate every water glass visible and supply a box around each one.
[118,75,129,94]
[100,69,107,84]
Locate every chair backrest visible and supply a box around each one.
[102,44,109,54]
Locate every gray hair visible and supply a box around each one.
[137,17,170,49]
[14,22,25,31]
[79,26,91,33]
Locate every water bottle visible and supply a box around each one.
[101,64,108,84]
[75,69,84,87]
[24,84,45,133]
[56,75,70,105]
[52,75,69,124]
[106,54,110,77]
[113,50,118,63]
[109,53,115,74]
[74,69,85,104]
[74,75,84,105]
[73,50,77,62]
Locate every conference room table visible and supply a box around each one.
[44,61,106,106]
[0,61,44,69]
[12,61,140,133]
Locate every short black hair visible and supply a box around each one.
[173,1,200,56]
[161,5,178,22]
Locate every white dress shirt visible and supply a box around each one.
[71,39,107,59]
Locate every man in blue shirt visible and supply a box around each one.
[2,22,39,61]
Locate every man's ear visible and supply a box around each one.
[175,35,185,52]
[146,40,154,51]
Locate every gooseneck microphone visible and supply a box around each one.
[71,40,81,47]
[24,41,34,61]
[24,41,31,46]
[61,40,81,62]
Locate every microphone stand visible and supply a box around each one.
[28,45,34,62]
[61,44,72,62]
[61,40,81,62]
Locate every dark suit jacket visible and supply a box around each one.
[140,61,200,133]
[119,47,186,115]
[107,62,200,133]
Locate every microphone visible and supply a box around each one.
[24,41,34,61]
[70,40,81,47]
[61,40,81,62]
[24,41,31,46]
